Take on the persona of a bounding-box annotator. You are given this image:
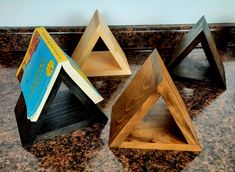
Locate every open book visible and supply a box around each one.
[16,27,103,122]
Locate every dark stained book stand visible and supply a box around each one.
[109,49,201,151]
[14,68,108,147]
[167,16,226,89]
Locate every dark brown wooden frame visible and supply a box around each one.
[167,16,226,89]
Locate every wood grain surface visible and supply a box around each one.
[72,10,131,77]
[109,49,201,151]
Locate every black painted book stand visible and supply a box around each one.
[14,68,108,147]
[167,16,226,89]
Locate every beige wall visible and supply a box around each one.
[0,0,234,26]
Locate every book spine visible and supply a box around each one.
[16,30,39,81]
[36,27,67,63]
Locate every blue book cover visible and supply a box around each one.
[20,33,58,120]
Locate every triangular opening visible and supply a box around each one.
[81,36,122,75]
[124,97,187,145]
[172,47,215,84]
[35,80,107,137]
[92,37,108,51]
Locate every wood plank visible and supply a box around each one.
[167,17,204,69]
[157,53,199,145]
[127,98,187,144]
[120,142,202,151]
[109,56,161,147]
[71,12,100,66]
[81,51,124,77]
[202,19,226,87]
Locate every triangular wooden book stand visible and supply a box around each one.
[15,68,108,147]
[109,49,201,151]
[72,10,131,77]
[166,16,226,89]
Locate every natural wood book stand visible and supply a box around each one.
[72,10,131,77]
[109,49,201,151]
[167,16,226,89]
[15,69,108,147]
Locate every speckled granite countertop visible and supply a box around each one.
[0,49,234,171]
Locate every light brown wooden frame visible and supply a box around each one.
[72,10,131,77]
[109,49,201,151]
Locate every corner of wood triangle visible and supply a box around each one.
[109,49,201,151]
[72,10,131,77]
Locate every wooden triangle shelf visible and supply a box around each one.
[166,16,226,89]
[72,10,131,77]
[15,68,108,147]
[109,49,201,151]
